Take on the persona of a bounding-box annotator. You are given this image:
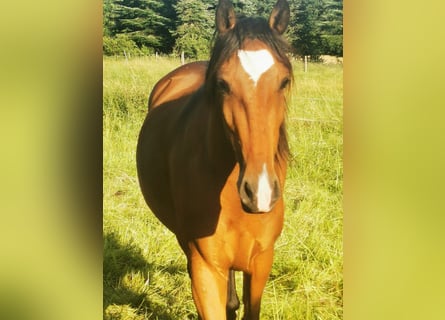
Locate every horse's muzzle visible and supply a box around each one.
[239,171,281,213]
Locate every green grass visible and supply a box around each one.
[103,56,343,319]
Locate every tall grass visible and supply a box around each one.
[103,56,343,319]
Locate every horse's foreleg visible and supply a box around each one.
[226,269,240,320]
[242,249,274,320]
[189,251,228,320]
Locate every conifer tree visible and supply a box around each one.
[290,0,323,57]
[102,0,343,58]
[319,0,343,56]
[111,0,169,51]
[172,0,213,59]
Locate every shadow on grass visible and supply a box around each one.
[103,232,189,320]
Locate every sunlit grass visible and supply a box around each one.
[103,56,343,319]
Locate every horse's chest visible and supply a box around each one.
[217,212,282,271]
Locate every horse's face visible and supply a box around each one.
[212,0,291,213]
[217,41,290,213]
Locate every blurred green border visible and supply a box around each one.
[0,1,103,319]
[345,0,445,319]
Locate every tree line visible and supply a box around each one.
[103,0,343,59]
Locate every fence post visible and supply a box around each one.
[181,51,185,65]
[304,55,308,73]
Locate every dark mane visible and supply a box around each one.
[205,16,292,162]
[206,16,292,86]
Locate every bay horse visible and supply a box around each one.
[137,0,292,319]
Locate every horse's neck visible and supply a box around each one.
[203,96,236,170]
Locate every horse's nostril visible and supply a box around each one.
[240,179,257,213]
[243,180,253,200]
[273,180,281,200]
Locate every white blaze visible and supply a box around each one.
[257,163,272,212]
[237,49,274,86]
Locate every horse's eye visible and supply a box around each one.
[217,79,231,94]
[280,77,290,90]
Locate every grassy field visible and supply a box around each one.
[103,56,343,319]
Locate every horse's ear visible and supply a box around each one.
[216,0,236,34]
[269,0,290,34]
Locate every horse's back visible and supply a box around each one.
[148,61,208,110]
